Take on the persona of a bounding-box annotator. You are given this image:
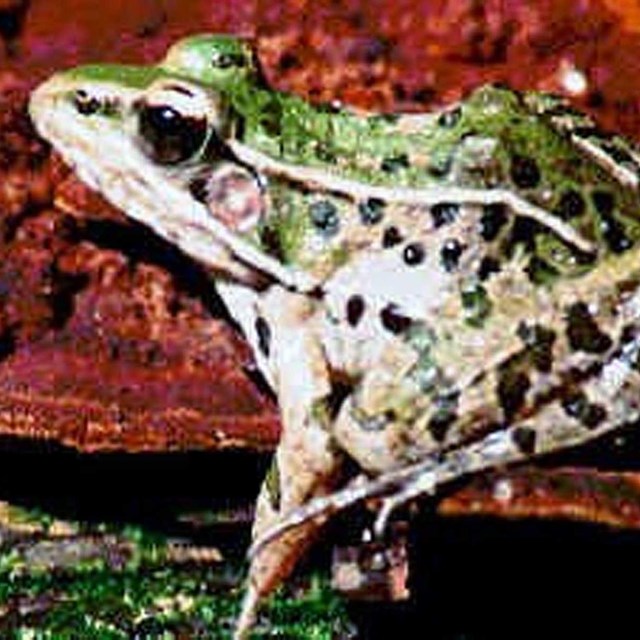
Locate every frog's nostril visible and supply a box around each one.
[73,89,101,116]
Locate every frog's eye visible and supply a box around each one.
[136,102,208,165]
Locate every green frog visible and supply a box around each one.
[29,34,640,638]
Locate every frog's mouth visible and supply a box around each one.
[29,75,317,292]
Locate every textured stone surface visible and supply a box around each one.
[0,88,279,451]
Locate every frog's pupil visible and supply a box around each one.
[137,103,208,165]
[510,154,541,188]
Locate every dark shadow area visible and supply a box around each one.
[346,424,640,639]
[79,219,229,319]
[0,436,270,557]
[1,424,640,638]
[350,512,640,640]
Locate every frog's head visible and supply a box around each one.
[29,34,310,288]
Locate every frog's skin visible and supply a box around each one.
[30,34,640,638]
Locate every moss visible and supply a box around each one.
[0,505,350,639]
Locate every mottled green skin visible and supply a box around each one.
[52,35,640,280]
[173,38,640,278]
[245,84,640,275]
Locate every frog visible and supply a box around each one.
[29,34,640,638]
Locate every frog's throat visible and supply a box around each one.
[228,140,595,256]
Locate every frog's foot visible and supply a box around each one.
[235,587,260,640]
[248,468,436,558]
[249,464,438,560]
[238,456,341,639]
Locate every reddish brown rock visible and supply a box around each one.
[440,467,640,531]
[0,86,279,452]
[257,0,640,137]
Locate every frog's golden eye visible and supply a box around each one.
[136,102,208,165]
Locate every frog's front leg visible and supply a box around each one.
[235,286,345,639]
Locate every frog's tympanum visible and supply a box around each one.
[30,34,640,638]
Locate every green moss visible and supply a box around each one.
[0,506,350,639]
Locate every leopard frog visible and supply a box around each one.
[30,34,640,638]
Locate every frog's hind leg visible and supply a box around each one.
[370,324,640,534]
[251,323,640,556]
[235,287,345,639]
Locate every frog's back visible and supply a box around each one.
[251,84,640,285]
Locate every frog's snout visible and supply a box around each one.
[29,76,61,134]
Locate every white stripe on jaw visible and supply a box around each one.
[39,104,318,291]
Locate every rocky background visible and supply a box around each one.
[2,0,640,637]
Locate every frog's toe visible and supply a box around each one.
[373,470,437,538]
[234,584,260,640]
